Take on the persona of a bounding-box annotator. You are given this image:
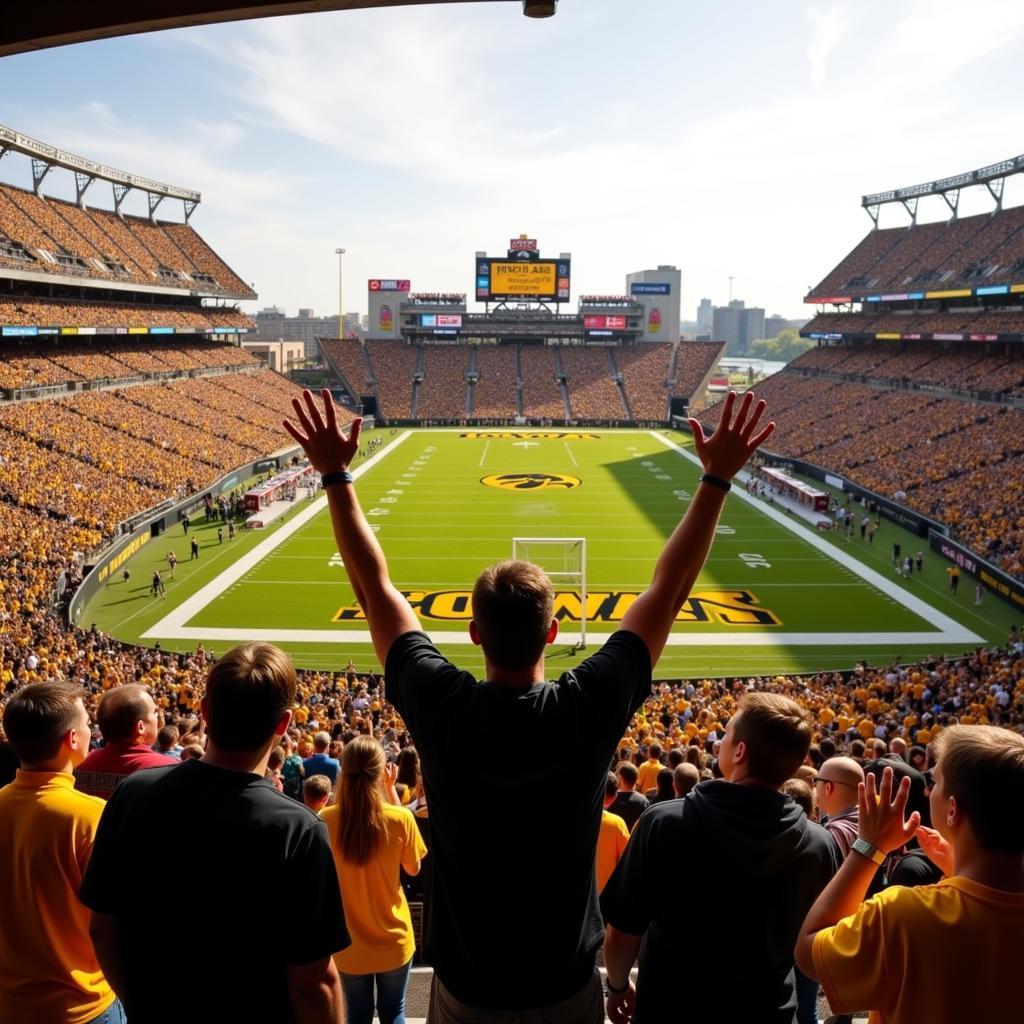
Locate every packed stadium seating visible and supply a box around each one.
[0,294,252,331]
[472,344,518,418]
[0,336,260,390]
[364,341,417,419]
[417,345,470,419]
[701,366,1024,578]
[520,345,567,419]
[319,337,371,401]
[0,367,351,534]
[790,340,1024,394]
[561,345,625,419]
[807,204,1024,298]
[0,182,254,298]
[803,310,1024,337]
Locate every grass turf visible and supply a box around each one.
[85,427,1015,679]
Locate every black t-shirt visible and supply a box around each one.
[80,759,349,1024]
[601,780,838,1023]
[608,790,650,831]
[385,629,651,1010]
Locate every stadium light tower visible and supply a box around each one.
[523,0,558,15]
[334,247,346,340]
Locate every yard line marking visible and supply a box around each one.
[647,431,982,646]
[478,440,490,467]
[563,441,578,467]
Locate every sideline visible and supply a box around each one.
[648,432,981,645]
[142,431,412,638]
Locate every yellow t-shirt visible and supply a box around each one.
[818,707,835,727]
[321,802,427,975]
[636,759,662,795]
[0,771,115,1024]
[812,876,1024,1024]
[596,810,630,893]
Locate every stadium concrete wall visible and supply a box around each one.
[67,447,303,630]
[929,531,1024,613]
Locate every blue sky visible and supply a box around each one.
[2,0,1024,320]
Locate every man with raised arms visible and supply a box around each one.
[284,389,774,1024]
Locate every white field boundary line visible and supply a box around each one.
[647,431,982,645]
[142,430,413,638]
[135,627,990,647]
[143,428,982,648]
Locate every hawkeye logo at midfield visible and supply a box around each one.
[481,473,581,491]
[334,589,782,626]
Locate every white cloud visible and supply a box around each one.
[806,2,851,87]
[20,102,291,217]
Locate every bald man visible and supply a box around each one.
[673,762,700,797]
[813,756,864,859]
[75,685,176,799]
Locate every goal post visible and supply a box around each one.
[511,537,587,650]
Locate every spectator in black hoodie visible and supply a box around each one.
[601,692,838,1024]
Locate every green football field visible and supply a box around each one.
[85,427,1011,679]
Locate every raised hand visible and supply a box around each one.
[688,390,775,481]
[283,389,362,476]
[915,825,954,876]
[858,767,922,854]
[606,982,635,1024]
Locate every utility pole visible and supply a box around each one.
[334,247,346,338]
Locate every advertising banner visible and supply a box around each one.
[368,279,411,292]
[631,282,671,295]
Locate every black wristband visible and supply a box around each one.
[700,473,732,493]
[605,976,630,995]
[321,470,354,488]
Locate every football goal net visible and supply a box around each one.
[511,537,587,650]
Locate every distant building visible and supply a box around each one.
[764,314,809,337]
[240,338,305,373]
[696,298,713,335]
[253,307,359,358]
[625,266,682,342]
[711,300,764,354]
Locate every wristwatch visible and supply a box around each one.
[852,837,886,866]
[605,976,630,996]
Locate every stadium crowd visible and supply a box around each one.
[2,385,1022,1024]
[808,203,1024,298]
[416,346,470,420]
[793,338,1024,395]
[562,345,626,419]
[0,335,258,390]
[471,343,519,418]
[0,183,253,298]
[702,369,1024,579]
[319,340,724,424]
[520,344,569,419]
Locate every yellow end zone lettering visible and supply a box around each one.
[460,432,600,440]
[334,589,780,626]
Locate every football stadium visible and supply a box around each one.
[1,4,1023,1024]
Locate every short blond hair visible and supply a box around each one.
[732,692,812,786]
[935,725,1024,854]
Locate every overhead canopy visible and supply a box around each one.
[0,0,505,58]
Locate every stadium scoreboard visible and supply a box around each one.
[476,257,571,302]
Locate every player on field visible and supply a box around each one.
[284,388,774,1024]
